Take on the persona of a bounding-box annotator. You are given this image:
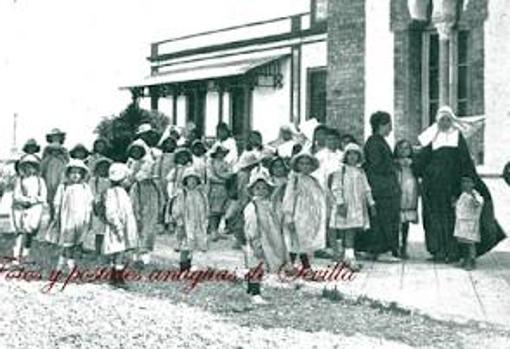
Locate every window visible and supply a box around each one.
[456,30,469,116]
[307,68,327,123]
[311,0,328,25]
[422,30,470,126]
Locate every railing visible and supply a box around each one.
[151,12,311,60]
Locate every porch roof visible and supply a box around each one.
[121,48,290,90]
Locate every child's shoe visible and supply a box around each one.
[251,295,268,305]
[345,258,362,272]
[464,258,476,271]
[399,246,409,260]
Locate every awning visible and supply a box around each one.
[120,48,290,90]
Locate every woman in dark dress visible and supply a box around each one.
[361,111,401,259]
[415,106,505,262]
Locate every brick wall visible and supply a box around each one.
[326,0,366,142]
[392,30,423,145]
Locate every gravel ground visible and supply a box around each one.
[1,236,509,349]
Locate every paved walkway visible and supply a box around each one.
[153,178,510,329]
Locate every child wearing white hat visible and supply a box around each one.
[11,155,47,265]
[282,151,327,270]
[329,143,376,270]
[172,167,209,271]
[244,168,288,304]
[48,159,94,272]
[102,163,139,287]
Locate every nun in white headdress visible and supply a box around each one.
[415,106,504,261]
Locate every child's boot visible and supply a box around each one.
[299,253,311,271]
[465,244,476,271]
[113,266,128,288]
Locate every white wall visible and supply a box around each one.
[176,95,187,127]
[222,92,231,125]
[251,57,291,142]
[483,0,510,173]
[300,40,328,121]
[364,0,395,146]
[139,97,151,111]
[205,91,220,137]
[158,96,174,120]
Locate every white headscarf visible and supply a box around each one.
[418,106,485,150]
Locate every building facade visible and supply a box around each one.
[123,0,329,143]
[327,0,510,172]
[124,0,510,171]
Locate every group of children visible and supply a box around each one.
[4,118,487,301]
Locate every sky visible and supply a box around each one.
[0,0,309,159]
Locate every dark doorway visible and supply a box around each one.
[230,86,251,137]
[186,89,206,136]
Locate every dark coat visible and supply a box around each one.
[363,134,400,199]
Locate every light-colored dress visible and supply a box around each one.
[314,148,343,190]
[212,138,238,166]
[396,158,419,223]
[82,176,111,251]
[158,153,175,197]
[12,176,47,234]
[454,191,484,243]
[164,164,191,225]
[103,185,139,255]
[282,172,327,254]
[192,155,208,185]
[48,182,94,247]
[329,165,375,230]
[244,198,288,272]
[172,186,209,251]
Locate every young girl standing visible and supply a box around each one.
[102,163,139,287]
[127,139,164,267]
[244,168,287,304]
[164,147,193,234]
[191,140,208,184]
[282,151,326,270]
[172,167,209,271]
[12,155,47,265]
[83,157,112,255]
[49,159,94,272]
[206,144,232,241]
[329,143,376,270]
[453,176,484,270]
[394,140,419,259]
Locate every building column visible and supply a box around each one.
[290,45,301,125]
[326,0,366,142]
[150,87,159,111]
[435,22,454,106]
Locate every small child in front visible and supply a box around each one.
[244,168,287,304]
[329,143,376,270]
[453,176,484,271]
[102,163,139,287]
[49,159,94,272]
[172,167,209,272]
[12,155,47,265]
[282,151,326,270]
